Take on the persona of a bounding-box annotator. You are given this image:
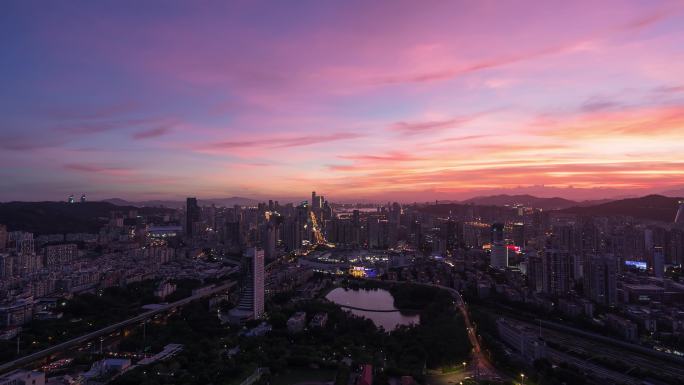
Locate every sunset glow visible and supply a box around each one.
[2,0,684,201]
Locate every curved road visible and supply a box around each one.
[0,281,235,374]
[422,282,502,380]
[362,279,505,381]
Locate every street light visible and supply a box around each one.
[520,373,525,385]
[462,361,467,370]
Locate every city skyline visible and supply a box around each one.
[3,1,684,202]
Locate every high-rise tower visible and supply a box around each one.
[186,197,201,237]
[490,223,507,268]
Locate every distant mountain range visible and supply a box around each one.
[559,194,683,223]
[0,201,175,234]
[460,194,612,210]
[101,197,259,209]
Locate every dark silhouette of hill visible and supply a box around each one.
[102,196,258,209]
[461,194,610,210]
[0,201,174,234]
[560,194,682,222]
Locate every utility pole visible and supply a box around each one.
[16,331,20,355]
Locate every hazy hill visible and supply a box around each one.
[461,194,609,210]
[0,201,174,234]
[560,194,683,222]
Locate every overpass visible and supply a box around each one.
[0,281,236,374]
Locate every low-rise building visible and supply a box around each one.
[287,311,307,333]
[0,369,45,385]
[496,318,547,362]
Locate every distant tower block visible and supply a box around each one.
[676,200,684,225]
[80,193,87,203]
[68,194,75,204]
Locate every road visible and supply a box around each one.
[373,279,505,381]
[0,281,235,374]
[423,283,502,381]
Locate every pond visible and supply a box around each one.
[325,287,419,331]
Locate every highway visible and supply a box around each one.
[0,281,235,374]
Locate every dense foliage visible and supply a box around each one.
[112,284,471,385]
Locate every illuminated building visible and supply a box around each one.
[349,266,366,277]
[228,248,265,323]
[653,246,665,278]
[490,223,507,268]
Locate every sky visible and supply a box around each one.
[2,0,684,202]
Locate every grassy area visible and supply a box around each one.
[270,368,336,385]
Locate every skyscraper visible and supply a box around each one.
[583,255,617,306]
[229,248,265,323]
[185,197,201,237]
[542,249,572,296]
[490,223,508,268]
[653,246,665,278]
[262,220,276,260]
[0,225,7,251]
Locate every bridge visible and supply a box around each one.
[0,281,236,374]
[336,304,403,313]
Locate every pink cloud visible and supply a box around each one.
[132,125,173,139]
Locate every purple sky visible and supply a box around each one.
[2,1,684,202]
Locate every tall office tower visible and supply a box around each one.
[526,252,545,293]
[185,197,201,237]
[653,246,665,278]
[551,223,576,252]
[367,217,390,249]
[240,248,264,318]
[389,202,402,225]
[490,223,508,268]
[542,248,572,296]
[669,228,684,266]
[583,254,617,306]
[0,225,7,250]
[676,201,684,226]
[348,210,360,245]
[512,222,525,247]
[295,203,310,242]
[311,191,322,210]
[80,193,87,203]
[204,204,216,230]
[283,217,303,251]
[262,220,277,260]
[225,221,242,248]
